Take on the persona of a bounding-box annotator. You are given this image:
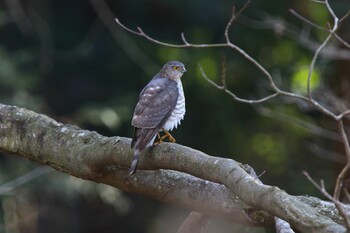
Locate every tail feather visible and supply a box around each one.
[128,149,141,175]
[129,127,159,175]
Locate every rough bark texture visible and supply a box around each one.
[0,103,348,232]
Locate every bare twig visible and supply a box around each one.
[304,171,350,230]
[240,14,350,60]
[333,33,350,49]
[310,0,325,4]
[290,3,350,50]
[289,9,328,32]
[224,1,251,43]
[305,0,338,99]
[334,119,350,200]
[199,64,279,103]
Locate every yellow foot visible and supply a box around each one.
[154,129,176,145]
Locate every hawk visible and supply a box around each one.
[129,61,187,175]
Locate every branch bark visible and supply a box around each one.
[0,103,348,232]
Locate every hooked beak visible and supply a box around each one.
[182,67,187,73]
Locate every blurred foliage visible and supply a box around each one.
[0,0,349,232]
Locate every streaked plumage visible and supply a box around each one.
[129,61,186,175]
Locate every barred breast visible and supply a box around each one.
[163,79,185,131]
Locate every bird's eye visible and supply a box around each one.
[173,66,179,70]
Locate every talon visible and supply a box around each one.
[167,133,176,143]
[154,129,176,145]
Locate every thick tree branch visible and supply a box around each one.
[0,104,268,227]
[0,103,348,232]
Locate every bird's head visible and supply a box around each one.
[161,61,186,80]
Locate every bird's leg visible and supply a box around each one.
[154,132,162,145]
[154,129,176,145]
[163,129,176,143]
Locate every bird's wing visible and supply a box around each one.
[132,77,178,129]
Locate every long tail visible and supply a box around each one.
[128,149,141,175]
[129,128,158,175]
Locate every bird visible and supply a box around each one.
[129,61,187,175]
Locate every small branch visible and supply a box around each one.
[333,119,350,200]
[310,0,325,3]
[333,33,350,49]
[306,9,337,99]
[115,18,189,48]
[304,171,350,230]
[291,7,350,52]
[289,9,328,32]
[199,64,279,103]
[224,6,236,43]
[181,32,190,46]
[224,1,251,43]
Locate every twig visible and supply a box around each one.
[304,171,350,230]
[240,13,350,60]
[224,1,251,43]
[305,0,338,99]
[334,119,350,200]
[199,64,279,103]
[289,9,328,32]
[310,0,325,3]
[289,6,350,51]
[224,6,236,43]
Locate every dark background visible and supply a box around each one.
[0,0,349,232]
